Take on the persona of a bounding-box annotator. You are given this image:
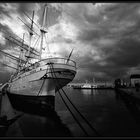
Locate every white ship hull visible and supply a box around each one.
[6,60,76,110]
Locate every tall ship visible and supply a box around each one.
[1,4,77,110]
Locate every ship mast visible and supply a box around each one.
[17,33,25,71]
[39,4,48,60]
[26,11,34,60]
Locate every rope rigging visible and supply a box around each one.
[37,66,50,96]
[49,63,101,137]
[37,78,46,96]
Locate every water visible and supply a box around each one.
[55,87,140,137]
[1,87,140,137]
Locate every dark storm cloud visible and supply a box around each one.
[75,54,129,82]
[103,3,139,22]
[16,3,40,20]
[0,3,20,20]
[0,23,17,49]
[84,3,140,28]
[0,4,12,19]
[105,38,140,68]
[73,3,140,82]
[76,37,140,81]
[36,3,61,28]
[78,3,140,43]
[78,29,102,42]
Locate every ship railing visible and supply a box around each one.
[38,57,76,68]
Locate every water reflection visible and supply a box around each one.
[0,92,72,137]
[81,89,98,95]
[115,89,140,124]
[2,87,140,137]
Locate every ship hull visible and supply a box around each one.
[7,63,76,111]
[7,92,55,115]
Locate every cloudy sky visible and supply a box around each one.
[0,3,140,83]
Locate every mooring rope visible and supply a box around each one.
[57,89,89,136]
[59,87,101,136]
[49,63,101,136]
[49,64,88,136]
[37,66,50,96]
[37,78,46,96]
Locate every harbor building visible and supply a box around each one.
[130,74,140,87]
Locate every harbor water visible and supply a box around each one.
[1,87,140,137]
[56,87,140,137]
